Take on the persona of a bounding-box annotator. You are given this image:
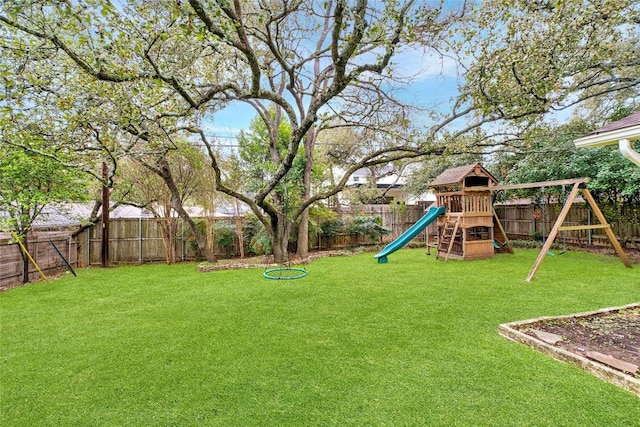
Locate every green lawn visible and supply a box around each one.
[1,249,638,426]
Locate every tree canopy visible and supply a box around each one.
[1,0,638,262]
[492,118,640,206]
[0,140,89,236]
[0,142,89,282]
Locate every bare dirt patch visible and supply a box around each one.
[520,306,640,378]
[500,304,640,396]
[585,246,640,263]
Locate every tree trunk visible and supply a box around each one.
[271,233,289,264]
[101,162,110,268]
[160,217,176,264]
[297,209,309,257]
[159,188,176,264]
[157,159,216,262]
[297,129,315,258]
[20,234,29,284]
[269,212,290,264]
[236,205,245,259]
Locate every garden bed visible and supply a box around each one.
[500,303,640,397]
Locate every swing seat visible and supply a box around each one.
[493,240,507,249]
[547,250,566,256]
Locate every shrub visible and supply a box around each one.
[308,204,339,238]
[242,214,272,256]
[347,215,390,242]
[319,218,346,237]
[215,222,235,258]
[250,232,272,255]
[185,219,208,256]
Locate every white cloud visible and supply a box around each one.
[392,47,459,82]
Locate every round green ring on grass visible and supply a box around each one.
[263,267,307,280]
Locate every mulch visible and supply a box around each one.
[521,305,640,378]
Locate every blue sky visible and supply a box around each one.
[204,47,461,143]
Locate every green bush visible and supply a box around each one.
[215,222,236,258]
[242,214,272,256]
[249,232,272,255]
[319,218,346,237]
[347,215,390,242]
[185,219,208,257]
[308,204,339,238]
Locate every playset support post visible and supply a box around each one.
[526,182,632,282]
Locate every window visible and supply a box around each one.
[464,176,489,187]
[467,226,490,241]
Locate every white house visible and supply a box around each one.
[342,164,436,206]
[573,112,640,167]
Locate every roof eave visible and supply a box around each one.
[573,124,640,148]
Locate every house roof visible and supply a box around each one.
[574,112,640,148]
[583,112,640,137]
[1,202,242,229]
[345,165,407,187]
[573,112,640,166]
[429,163,498,187]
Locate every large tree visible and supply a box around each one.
[2,0,638,262]
[492,115,640,208]
[115,140,214,263]
[0,143,89,282]
[0,13,218,261]
[457,0,639,129]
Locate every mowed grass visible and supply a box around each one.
[1,249,639,426]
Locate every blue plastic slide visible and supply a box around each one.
[374,205,446,263]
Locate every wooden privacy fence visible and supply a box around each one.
[494,203,639,249]
[0,231,78,288]
[313,233,380,250]
[75,218,200,266]
[338,204,428,240]
[74,207,427,265]
[2,202,637,288]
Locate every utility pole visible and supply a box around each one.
[101,161,110,267]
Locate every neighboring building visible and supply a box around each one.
[2,201,244,233]
[345,167,405,204]
[574,112,640,167]
[343,165,435,206]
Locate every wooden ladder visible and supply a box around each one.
[438,216,460,261]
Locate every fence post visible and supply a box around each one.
[138,212,143,263]
[588,208,592,245]
[68,236,72,267]
[181,221,185,262]
[86,227,90,266]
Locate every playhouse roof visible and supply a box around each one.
[429,163,497,187]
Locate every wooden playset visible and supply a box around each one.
[428,163,632,281]
[428,163,513,261]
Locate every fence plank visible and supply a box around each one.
[0,231,76,288]
[495,201,638,249]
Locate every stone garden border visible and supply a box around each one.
[499,302,640,398]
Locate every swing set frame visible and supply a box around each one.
[488,178,632,281]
